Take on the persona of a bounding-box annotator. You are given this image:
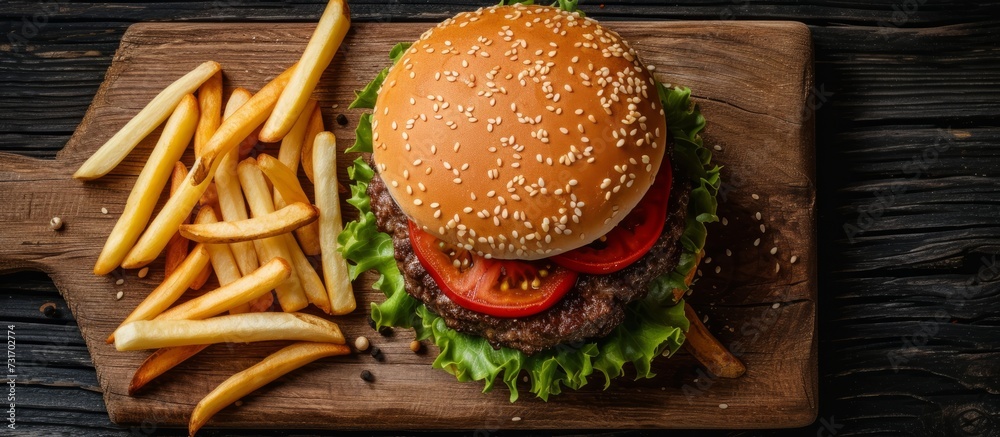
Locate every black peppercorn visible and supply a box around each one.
[360,370,374,382]
[336,114,348,126]
[370,346,384,361]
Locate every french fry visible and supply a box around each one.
[163,162,192,276]
[178,202,318,244]
[259,155,310,205]
[198,183,219,207]
[114,312,345,351]
[217,88,261,277]
[74,61,221,180]
[192,64,297,185]
[300,105,324,183]
[189,246,213,291]
[122,156,215,269]
[282,233,331,314]
[237,158,309,312]
[107,244,210,343]
[152,258,291,323]
[189,342,351,436]
[313,132,356,314]
[194,71,223,158]
[275,100,317,174]
[194,207,249,314]
[682,303,746,378]
[129,344,208,395]
[93,95,199,275]
[258,0,349,142]
[259,153,322,256]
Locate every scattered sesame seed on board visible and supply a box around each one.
[753,238,761,246]
[752,193,760,200]
[704,257,712,264]
[760,224,766,233]
[755,212,762,220]
[101,207,108,214]
[714,266,721,274]
[772,303,781,309]
[770,246,778,255]
[115,278,124,286]
[719,403,729,409]
[512,417,522,422]
[790,255,799,264]
[775,262,781,273]
[713,145,722,151]
[726,249,732,256]
[721,217,729,226]
[115,291,123,300]
[137,267,149,278]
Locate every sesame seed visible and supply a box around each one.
[790,255,799,264]
[137,267,149,278]
[772,303,781,309]
[770,246,778,255]
[760,224,766,233]
[753,238,761,247]
[719,404,728,410]
[726,249,732,256]
[752,193,760,200]
[755,212,762,220]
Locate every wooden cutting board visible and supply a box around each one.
[0,20,816,430]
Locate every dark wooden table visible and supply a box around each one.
[2,1,999,436]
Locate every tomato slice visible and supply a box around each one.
[407,221,578,318]
[551,158,673,274]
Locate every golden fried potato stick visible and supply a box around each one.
[216,88,261,277]
[93,95,199,275]
[237,158,309,312]
[192,65,297,185]
[153,258,291,322]
[163,162,192,277]
[258,154,310,205]
[282,233,331,314]
[114,312,345,351]
[258,0,349,142]
[129,344,208,395]
[188,342,351,436]
[313,132,356,315]
[300,105,324,184]
[683,303,746,379]
[275,100,317,175]
[125,72,296,268]
[107,244,210,343]
[179,202,318,244]
[258,153,322,256]
[74,61,221,180]
[194,71,223,158]
[123,157,212,269]
[193,207,250,314]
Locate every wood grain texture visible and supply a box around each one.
[1,19,817,431]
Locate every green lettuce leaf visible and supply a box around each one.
[338,49,720,401]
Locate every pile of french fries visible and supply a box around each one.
[75,0,353,434]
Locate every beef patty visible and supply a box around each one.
[368,159,690,355]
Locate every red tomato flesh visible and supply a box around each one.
[551,158,673,274]
[407,221,578,318]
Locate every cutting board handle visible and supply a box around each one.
[0,152,78,275]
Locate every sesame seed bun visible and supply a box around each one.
[371,4,667,260]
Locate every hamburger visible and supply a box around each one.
[339,2,720,400]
